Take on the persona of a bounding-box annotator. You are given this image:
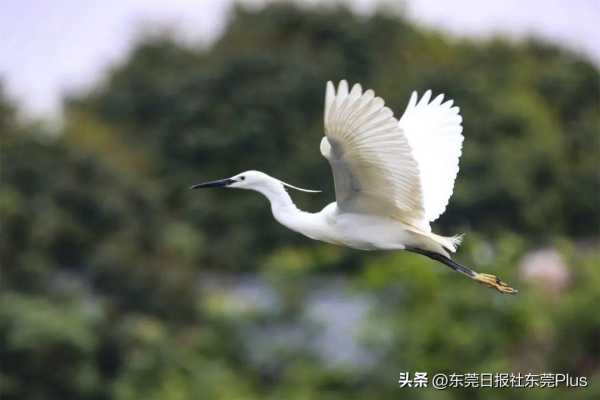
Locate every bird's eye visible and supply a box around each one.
[240,176,245,181]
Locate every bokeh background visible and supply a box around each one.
[1,1,599,399]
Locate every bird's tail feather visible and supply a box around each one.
[429,232,464,253]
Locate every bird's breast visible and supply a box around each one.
[329,213,413,251]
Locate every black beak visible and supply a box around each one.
[190,178,235,189]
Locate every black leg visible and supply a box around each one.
[405,247,518,294]
[406,247,476,278]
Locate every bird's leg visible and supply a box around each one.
[406,247,518,295]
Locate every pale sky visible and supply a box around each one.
[1,0,598,118]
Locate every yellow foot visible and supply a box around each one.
[473,273,518,295]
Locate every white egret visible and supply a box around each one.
[192,80,517,294]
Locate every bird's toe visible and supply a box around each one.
[473,273,518,295]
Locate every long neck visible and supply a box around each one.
[256,181,297,211]
[254,180,321,236]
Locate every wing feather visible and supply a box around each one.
[322,80,425,226]
[399,90,464,222]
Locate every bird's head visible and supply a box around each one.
[190,170,320,193]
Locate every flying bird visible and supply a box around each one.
[192,80,517,294]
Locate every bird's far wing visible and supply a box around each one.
[321,80,425,226]
[399,91,464,222]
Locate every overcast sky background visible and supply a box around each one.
[1,0,598,119]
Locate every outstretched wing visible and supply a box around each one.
[321,80,425,227]
[399,90,464,222]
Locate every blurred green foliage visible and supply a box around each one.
[1,3,599,399]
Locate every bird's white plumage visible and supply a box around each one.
[322,80,463,231]
[321,80,426,228]
[399,90,464,222]
[192,80,520,294]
